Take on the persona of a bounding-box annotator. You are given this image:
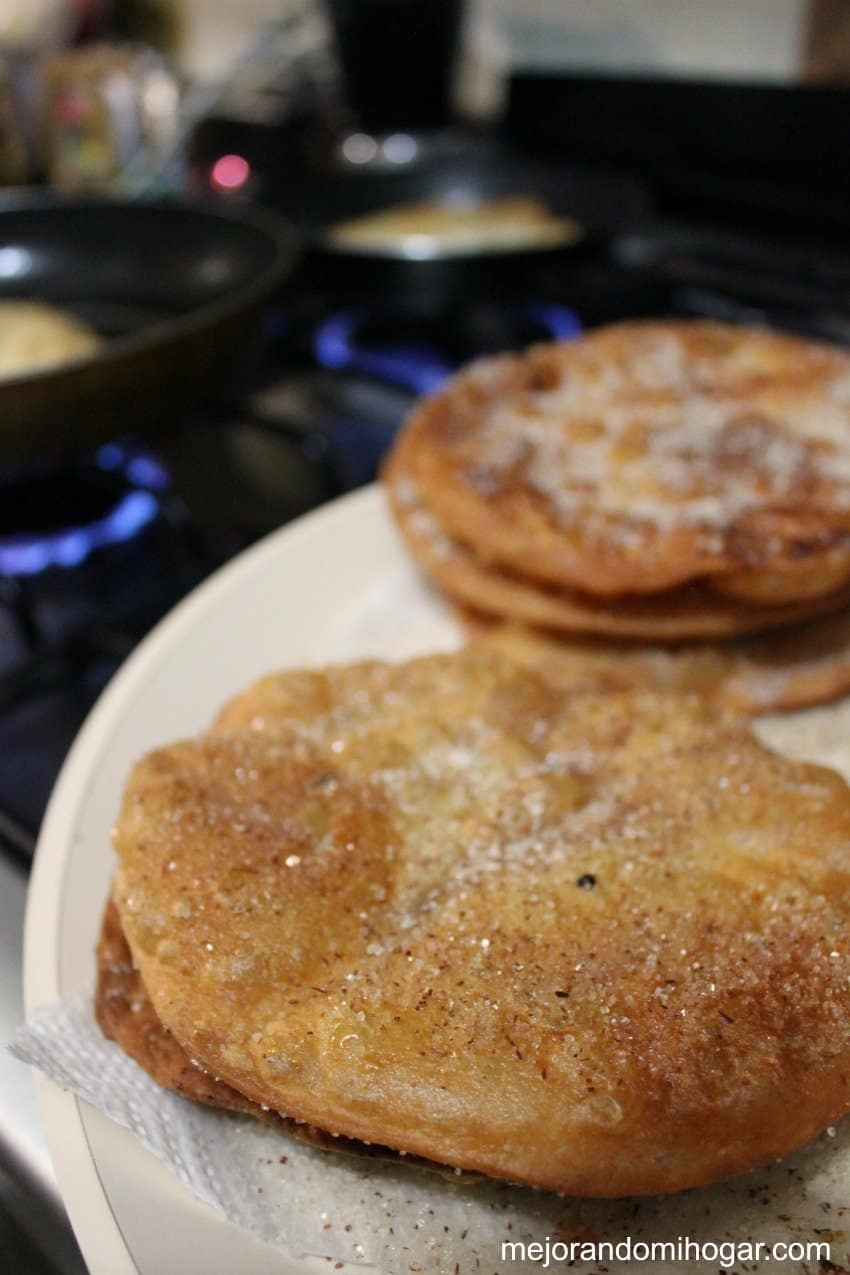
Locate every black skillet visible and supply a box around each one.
[265,137,652,305]
[0,194,296,466]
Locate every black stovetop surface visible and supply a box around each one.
[4,215,850,860]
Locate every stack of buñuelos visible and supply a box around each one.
[384,319,850,714]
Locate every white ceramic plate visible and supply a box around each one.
[23,485,460,1275]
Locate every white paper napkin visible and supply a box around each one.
[10,984,850,1274]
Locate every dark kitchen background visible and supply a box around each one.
[2,1,850,1270]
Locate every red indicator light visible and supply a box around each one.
[211,154,250,192]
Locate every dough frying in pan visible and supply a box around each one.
[0,300,101,380]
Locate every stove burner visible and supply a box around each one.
[0,442,169,578]
[313,301,582,395]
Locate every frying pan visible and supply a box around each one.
[0,194,297,465]
[263,136,652,304]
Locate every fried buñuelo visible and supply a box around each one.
[461,611,850,715]
[385,441,850,640]
[395,320,850,604]
[112,650,850,1197]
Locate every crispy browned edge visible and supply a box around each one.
[95,897,477,1182]
[383,440,850,640]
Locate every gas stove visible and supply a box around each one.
[5,219,850,860]
[5,212,850,1271]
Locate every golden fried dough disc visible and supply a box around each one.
[95,898,476,1178]
[396,320,850,601]
[462,610,850,715]
[113,649,850,1197]
[385,446,850,639]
